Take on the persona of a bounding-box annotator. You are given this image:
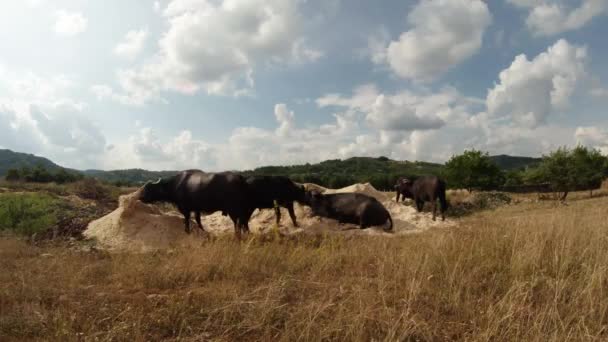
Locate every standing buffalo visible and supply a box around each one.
[395,176,447,221]
[139,170,252,235]
[245,176,307,227]
[305,191,393,231]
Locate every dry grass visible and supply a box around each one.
[1,196,608,341]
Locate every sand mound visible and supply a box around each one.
[84,190,208,252]
[85,183,455,251]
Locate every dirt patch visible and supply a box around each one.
[85,183,456,251]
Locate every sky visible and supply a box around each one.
[0,0,607,171]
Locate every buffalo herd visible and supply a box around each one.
[139,170,448,236]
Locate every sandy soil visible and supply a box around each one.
[84,183,455,251]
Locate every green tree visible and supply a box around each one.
[503,169,524,187]
[534,146,607,200]
[5,168,21,182]
[442,150,504,192]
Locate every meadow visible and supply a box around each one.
[1,187,607,341]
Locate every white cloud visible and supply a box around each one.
[318,84,478,132]
[100,0,323,105]
[375,0,491,82]
[508,0,608,36]
[114,29,148,60]
[486,39,588,128]
[54,10,87,36]
[575,126,608,154]
[0,70,106,168]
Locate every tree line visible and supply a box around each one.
[3,147,607,199]
[443,147,608,199]
[4,165,84,184]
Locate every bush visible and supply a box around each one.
[532,146,608,200]
[72,178,112,202]
[442,150,504,191]
[0,193,58,236]
[3,165,83,184]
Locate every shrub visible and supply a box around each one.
[0,193,58,236]
[72,178,112,202]
[532,146,608,200]
[443,150,504,191]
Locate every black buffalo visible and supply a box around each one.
[245,176,307,227]
[139,170,252,235]
[395,176,447,221]
[305,191,393,231]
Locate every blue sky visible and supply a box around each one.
[0,0,607,171]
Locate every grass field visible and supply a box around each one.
[1,193,607,341]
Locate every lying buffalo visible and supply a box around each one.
[139,170,251,235]
[395,176,447,221]
[305,191,393,231]
[245,176,307,227]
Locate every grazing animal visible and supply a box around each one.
[139,170,252,236]
[305,191,393,231]
[245,176,307,227]
[395,176,447,221]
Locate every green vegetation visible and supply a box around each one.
[532,146,608,199]
[488,154,541,170]
[0,149,65,176]
[244,156,443,190]
[4,165,84,184]
[0,193,59,236]
[82,169,179,186]
[442,150,504,191]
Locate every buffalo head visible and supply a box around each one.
[396,178,414,199]
[139,178,170,203]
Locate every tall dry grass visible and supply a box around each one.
[1,196,607,341]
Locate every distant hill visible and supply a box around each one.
[0,149,544,188]
[0,149,66,176]
[242,156,444,190]
[82,169,179,185]
[489,155,542,171]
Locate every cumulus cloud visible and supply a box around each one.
[54,10,87,36]
[114,29,148,60]
[374,0,491,82]
[99,0,322,105]
[0,70,107,168]
[575,126,608,153]
[318,84,478,132]
[486,39,588,128]
[508,0,608,36]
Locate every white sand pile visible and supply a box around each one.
[84,190,207,252]
[303,183,455,235]
[85,183,455,251]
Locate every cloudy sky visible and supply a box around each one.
[1,0,607,171]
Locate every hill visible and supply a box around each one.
[0,149,543,188]
[243,156,443,190]
[489,155,542,170]
[82,169,179,185]
[0,149,66,176]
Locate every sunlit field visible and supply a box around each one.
[1,191,607,341]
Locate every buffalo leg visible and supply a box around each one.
[396,191,401,203]
[181,210,191,234]
[274,206,282,226]
[432,199,437,221]
[286,202,298,227]
[194,211,205,231]
[229,214,241,238]
[416,200,424,212]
